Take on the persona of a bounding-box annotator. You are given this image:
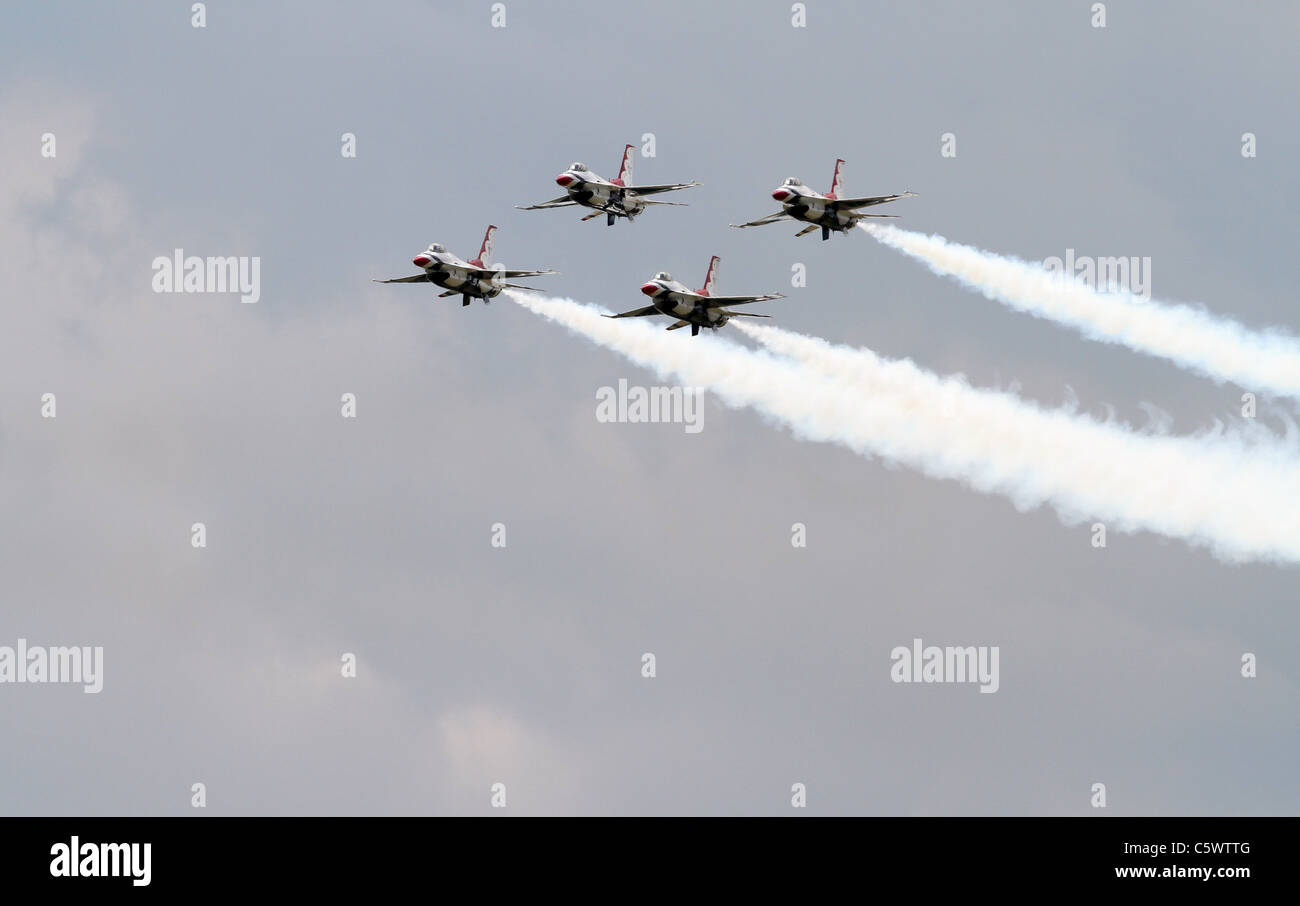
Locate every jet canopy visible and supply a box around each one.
[783,177,802,186]
[428,243,446,253]
[570,162,588,171]
[654,271,672,281]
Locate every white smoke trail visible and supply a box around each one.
[511,291,1300,564]
[862,223,1300,398]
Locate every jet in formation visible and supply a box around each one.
[374,225,556,305]
[731,159,915,240]
[606,256,785,336]
[517,144,699,226]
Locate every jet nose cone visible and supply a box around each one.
[412,255,431,267]
[555,174,575,187]
[640,282,659,297]
[772,188,792,202]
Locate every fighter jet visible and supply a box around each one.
[517,144,699,226]
[731,159,916,240]
[374,225,555,306]
[605,256,785,337]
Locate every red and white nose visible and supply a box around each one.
[555,173,576,187]
[412,254,432,267]
[771,188,793,202]
[640,282,660,297]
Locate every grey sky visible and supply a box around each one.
[1,1,1296,815]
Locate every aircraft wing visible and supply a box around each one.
[603,305,662,319]
[626,181,699,197]
[730,211,790,229]
[466,267,557,278]
[833,191,917,210]
[702,293,786,306]
[373,274,430,283]
[516,196,579,210]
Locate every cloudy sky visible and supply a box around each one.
[1,1,1296,815]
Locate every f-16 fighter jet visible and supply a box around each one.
[605,256,785,337]
[374,225,556,306]
[517,144,699,226]
[731,159,915,240]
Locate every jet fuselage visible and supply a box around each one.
[412,246,504,299]
[555,167,647,219]
[771,185,855,233]
[638,278,730,330]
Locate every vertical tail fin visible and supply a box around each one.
[699,255,720,296]
[828,158,846,199]
[469,224,497,268]
[613,143,635,186]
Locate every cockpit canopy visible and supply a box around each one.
[783,177,802,186]
[428,243,446,253]
[570,162,588,172]
[654,271,672,281]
